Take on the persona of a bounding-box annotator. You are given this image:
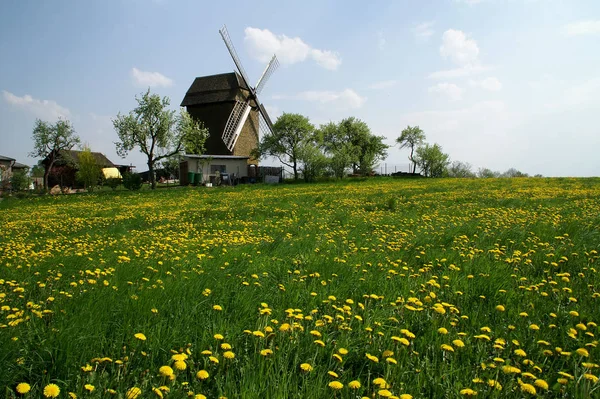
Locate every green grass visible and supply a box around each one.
[1,177,599,398]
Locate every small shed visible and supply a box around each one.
[181,155,249,185]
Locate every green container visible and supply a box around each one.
[195,172,203,185]
[187,172,195,185]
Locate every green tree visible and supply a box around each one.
[113,89,207,189]
[414,143,450,177]
[447,161,475,178]
[255,113,315,181]
[317,121,356,179]
[397,126,426,174]
[76,146,102,192]
[29,118,81,191]
[10,170,31,192]
[338,117,388,174]
[477,168,500,178]
[298,142,328,182]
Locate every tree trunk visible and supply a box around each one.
[293,161,298,181]
[410,147,415,174]
[43,158,55,192]
[148,161,156,190]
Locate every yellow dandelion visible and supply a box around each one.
[300,363,313,372]
[348,380,361,389]
[453,339,465,348]
[495,305,505,312]
[438,327,448,334]
[126,387,142,399]
[441,344,454,352]
[338,348,349,355]
[43,384,60,398]
[328,381,343,390]
[159,365,174,377]
[378,389,393,397]
[16,383,31,394]
[196,370,209,380]
[366,353,379,362]
[174,360,186,370]
[584,374,598,383]
[213,305,223,311]
[214,334,224,340]
[460,388,478,396]
[328,371,339,378]
[534,379,548,390]
[520,384,536,395]
[134,333,146,341]
[399,395,413,399]
[84,384,95,392]
[195,395,207,399]
[576,348,589,357]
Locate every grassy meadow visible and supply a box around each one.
[1,177,599,398]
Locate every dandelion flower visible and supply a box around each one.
[453,339,465,348]
[84,384,95,392]
[159,365,174,377]
[520,384,536,395]
[43,384,60,398]
[260,349,273,356]
[126,387,142,399]
[213,305,222,311]
[366,353,379,362]
[328,371,339,378]
[373,378,387,387]
[338,348,348,355]
[134,333,146,341]
[441,344,454,352]
[584,374,599,383]
[495,305,505,312]
[576,348,589,357]
[438,327,448,334]
[214,334,224,340]
[348,380,361,389]
[378,389,392,397]
[460,388,478,396]
[328,381,343,390]
[195,395,207,399]
[400,395,413,399]
[174,360,187,370]
[534,379,548,390]
[16,383,31,394]
[300,363,313,372]
[196,370,209,380]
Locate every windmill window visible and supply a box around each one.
[210,165,226,173]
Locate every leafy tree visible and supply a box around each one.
[447,161,475,178]
[31,163,45,178]
[160,155,181,179]
[477,168,500,178]
[501,168,529,178]
[30,118,80,191]
[337,117,388,174]
[76,146,102,192]
[10,170,31,192]
[414,143,450,177]
[298,142,328,183]
[255,113,315,181]
[113,89,207,189]
[317,122,357,179]
[397,126,426,173]
[122,172,143,191]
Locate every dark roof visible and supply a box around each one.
[12,162,29,169]
[59,150,115,167]
[0,155,16,162]
[184,154,249,160]
[181,72,252,107]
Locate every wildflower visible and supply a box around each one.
[338,348,348,355]
[197,369,209,380]
[366,353,379,362]
[386,357,398,364]
[495,305,505,312]
[378,390,392,397]
[502,365,521,374]
[43,384,60,398]
[328,381,343,390]
[333,353,343,362]
[159,365,174,377]
[174,360,187,370]
[84,384,95,392]
[213,305,222,311]
[260,349,273,356]
[16,383,31,394]
[172,353,188,361]
[134,333,146,341]
[214,334,224,340]
[349,380,361,389]
[534,379,548,390]
[520,384,536,395]
[441,344,454,352]
[126,387,142,399]
[438,327,448,334]
[314,340,325,347]
[373,378,387,387]
[514,349,527,357]
[224,351,235,359]
[584,374,598,383]
[529,324,540,331]
[576,348,589,357]
[460,388,478,396]
[453,339,465,348]
[252,331,265,338]
[399,395,413,399]
[195,395,207,399]
[300,363,313,372]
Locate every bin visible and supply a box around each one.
[195,172,203,186]
[187,172,195,185]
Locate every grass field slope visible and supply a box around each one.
[1,178,599,398]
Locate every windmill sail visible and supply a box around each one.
[222,101,251,152]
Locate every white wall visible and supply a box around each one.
[186,158,249,183]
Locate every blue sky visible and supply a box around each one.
[1,0,599,176]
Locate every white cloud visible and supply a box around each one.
[368,80,398,90]
[562,78,600,107]
[274,89,366,109]
[429,64,489,79]
[428,83,465,101]
[440,29,479,66]
[469,77,502,91]
[563,20,600,36]
[244,27,341,70]
[131,67,173,88]
[414,22,435,40]
[2,90,71,119]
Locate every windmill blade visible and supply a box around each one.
[219,25,254,95]
[222,101,252,152]
[255,55,279,95]
[256,102,275,136]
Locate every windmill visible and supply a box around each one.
[181,25,279,161]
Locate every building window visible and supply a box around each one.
[210,165,226,173]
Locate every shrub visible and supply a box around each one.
[122,173,142,191]
[106,177,122,191]
[10,171,31,192]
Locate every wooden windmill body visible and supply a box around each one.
[181,26,278,165]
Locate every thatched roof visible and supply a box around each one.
[58,150,115,167]
[181,72,252,107]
